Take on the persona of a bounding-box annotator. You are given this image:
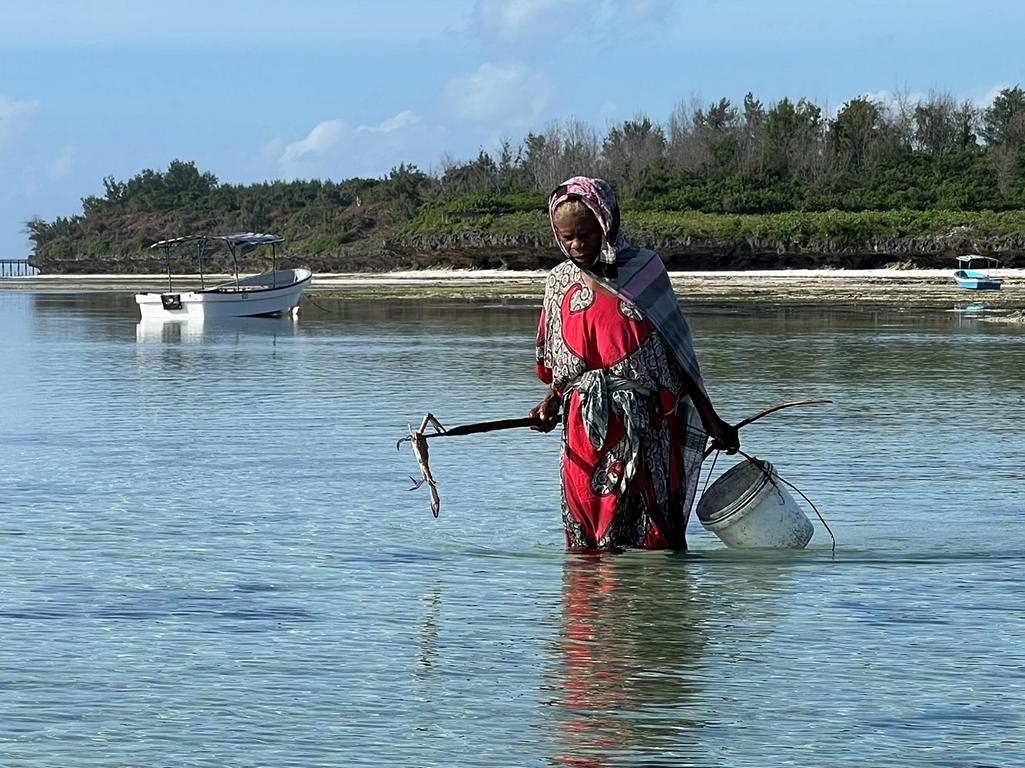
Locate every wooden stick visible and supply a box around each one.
[703,398,832,458]
[407,398,830,448]
[422,415,551,438]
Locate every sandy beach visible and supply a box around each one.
[4,268,1025,310]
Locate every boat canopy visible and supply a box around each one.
[208,233,284,247]
[149,232,283,250]
[956,255,1001,266]
[149,235,204,250]
[146,232,287,291]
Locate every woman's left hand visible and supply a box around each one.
[706,416,740,455]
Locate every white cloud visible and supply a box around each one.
[471,0,587,42]
[598,100,620,120]
[818,90,921,119]
[495,0,569,31]
[278,111,424,171]
[274,110,432,179]
[357,110,420,134]
[443,63,549,124]
[859,90,903,106]
[47,145,75,180]
[280,120,348,164]
[837,87,1005,118]
[816,86,1018,123]
[970,84,1013,110]
[469,0,674,44]
[0,97,42,151]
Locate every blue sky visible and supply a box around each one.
[2,0,1023,258]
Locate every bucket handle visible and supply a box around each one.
[744,452,837,555]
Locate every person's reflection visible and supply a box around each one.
[416,583,442,677]
[547,550,799,766]
[413,583,442,736]
[548,552,710,767]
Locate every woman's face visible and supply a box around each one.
[553,204,603,267]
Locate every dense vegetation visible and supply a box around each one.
[27,87,1025,271]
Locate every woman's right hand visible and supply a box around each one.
[529,390,562,432]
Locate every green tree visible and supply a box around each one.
[602,117,666,197]
[738,92,767,176]
[764,98,823,175]
[981,86,1025,147]
[694,98,739,171]
[914,93,977,156]
[830,97,886,171]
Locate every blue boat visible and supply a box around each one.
[953,255,1003,291]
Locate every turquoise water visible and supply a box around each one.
[2,291,1024,766]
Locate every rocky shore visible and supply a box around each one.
[27,226,1025,275]
[382,229,1025,272]
[5,268,1025,312]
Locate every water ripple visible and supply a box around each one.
[2,295,1024,766]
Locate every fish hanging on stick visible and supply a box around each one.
[396,413,550,517]
[397,413,446,517]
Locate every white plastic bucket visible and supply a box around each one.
[696,458,814,549]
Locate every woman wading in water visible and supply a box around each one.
[530,176,739,551]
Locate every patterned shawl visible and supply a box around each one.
[547,177,705,392]
[548,176,626,267]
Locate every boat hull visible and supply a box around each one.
[951,276,1000,289]
[953,267,1003,291]
[136,269,312,319]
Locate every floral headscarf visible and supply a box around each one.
[548,176,630,267]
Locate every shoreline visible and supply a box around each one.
[3,268,1024,309]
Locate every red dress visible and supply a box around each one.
[536,262,692,550]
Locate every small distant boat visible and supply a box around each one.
[136,233,312,319]
[953,255,1003,291]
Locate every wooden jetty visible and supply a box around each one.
[0,260,38,277]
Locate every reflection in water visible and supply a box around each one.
[417,584,442,677]
[414,583,443,736]
[136,314,299,343]
[546,553,795,767]
[547,554,707,767]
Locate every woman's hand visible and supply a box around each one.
[686,384,740,455]
[705,415,740,455]
[529,390,562,432]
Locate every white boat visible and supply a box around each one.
[953,255,1003,291]
[135,233,312,319]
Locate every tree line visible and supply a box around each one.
[429,85,1025,212]
[26,86,1025,264]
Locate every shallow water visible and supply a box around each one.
[2,291,1024,767]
